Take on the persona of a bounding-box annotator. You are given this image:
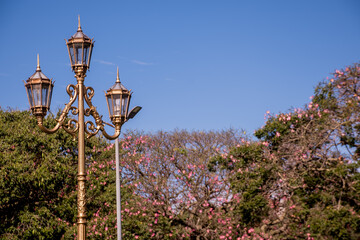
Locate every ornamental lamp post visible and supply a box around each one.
[23,17,141,240]
[106,68,142,240]
[105,67,131,124]
[105,67,142,124]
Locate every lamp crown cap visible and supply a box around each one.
[77,15,82,32]
[28,54,50,81]
[108,69,129,92]
[69,15,91,40]
[36,54,41,71]
[116,67,121,83]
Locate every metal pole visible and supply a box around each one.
[76,71,87,240]
[115,137,122,240]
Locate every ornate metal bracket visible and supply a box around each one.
[84,86,121,140]
[36,82,121,140]
[36,84,78,138]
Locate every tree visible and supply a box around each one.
[0,109,109,239]
[212,63,360,239]
[0,112,246,240]
[62,129,246,239]
[115,129,245,239]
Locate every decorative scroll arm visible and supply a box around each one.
[84,86,121,140]
[36,84,79,135]
[100,123,122,140]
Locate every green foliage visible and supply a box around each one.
[210,143,275,227]
[313,64,360,160]
[0,109,108,239]
[307,208,360,239]
[208,63,360,239]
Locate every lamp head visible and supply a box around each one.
[66,16,94,72]
[24,54,53,117]
[105,68,132,125]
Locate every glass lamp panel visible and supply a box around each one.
[26,86,33,107]
[74,43,83,64]
[33,84,41,106]
[121,97,128,116]
[69,45,75,65]
[114,94,121,116]
[87,45,93,67]
[83,46,89,65]
[42,84,49,106]
[106,95,113,116]
[48,85,53,108]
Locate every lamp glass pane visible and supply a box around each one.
[69,46,75,65]
[121,97,128,115]
[75,43,83,64]
[48,85,53,108]
[33,84,41,106]
[27,86,33,107]
[107,95,113,116]
[84,46,88,65]
[42,85,49,106]
[114,94,121,116]
[88,45,93,66]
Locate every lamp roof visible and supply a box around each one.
[28,54,50,81]
[107,67,129,91]
[68,15,91,41]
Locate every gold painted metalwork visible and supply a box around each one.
[24,17,127,240]
[32,65,121,240]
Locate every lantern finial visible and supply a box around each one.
[116,67,120,83]
[36,54,41,71]
[77,15,82,32]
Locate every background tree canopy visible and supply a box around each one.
[1,63,360,239]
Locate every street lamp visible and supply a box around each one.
[24,54,53,118]
[24,17,141,240]
[106,68,142,240]
[105,67,131,125]
[66,16,93,71]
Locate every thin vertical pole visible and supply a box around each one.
[115,137,122,240]
[76,72,87,240]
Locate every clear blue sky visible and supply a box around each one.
[0,0,359,135]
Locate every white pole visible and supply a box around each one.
[115,137,122,240]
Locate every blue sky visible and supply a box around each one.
[0,0,359,135]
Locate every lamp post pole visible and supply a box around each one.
[76,68,87,238]
[115,137,122,240]
[24,17,141,240]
